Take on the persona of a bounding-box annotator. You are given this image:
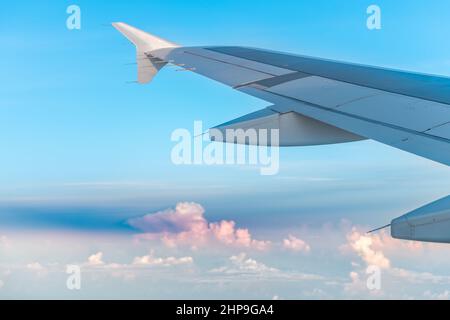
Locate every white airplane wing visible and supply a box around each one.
[113,22,450,242]
[113,22,450,166]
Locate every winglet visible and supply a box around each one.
[112,22,180,84]
[112,22,179,52]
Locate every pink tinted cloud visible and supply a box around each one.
[128,203,271,251]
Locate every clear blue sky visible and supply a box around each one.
[1,0,450,299]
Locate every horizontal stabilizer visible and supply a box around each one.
[210,106,365,147]
[112,22,179,83]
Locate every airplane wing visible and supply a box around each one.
[113,22,450,243]
[113,22,450,167]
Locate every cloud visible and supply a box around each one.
[133,252,194,267]
[344,271,364,293]
[84,252,130,272]
[129,203,271,251]
[84,251,193,270]
[345,229,390,269]
[282,235,311,253]
[26,262,45,271]
[230,253,278,273]
[424,290,450,300]
[390,267,450,285]
[70,250,196,283]
[129,202,206,234]
[87,252,105,266]
[302,288,328,299]
[209,253,323,282]
[82,253,134,281]
[0,280,3,289]
[210,253,278,275]
[341,227,450,298]
[210,221,270,251]
[26,262,47,277]
[343,228,449,279]
[0,236,11,249]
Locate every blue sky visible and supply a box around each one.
[1,0,450,299]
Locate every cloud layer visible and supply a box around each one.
[4,209,450,299]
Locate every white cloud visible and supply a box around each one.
[230,253,278,273]
[129,203,271,251]
[26,262,45,271]
[133,252,194,267]
[344,228,450,283]
[282,235,311,253]
[390,268,450,285]
[0,235,11,249]
[344,271,367,295]
[346,229,390,269]
[210,253,278,275]
[87,252,105,266]
[302,288,328,298]
[26,262,47,277]
[209,253,323,282]
[424,290,450,300]
[83,251,194,270]
[341,227,450,298]
[82,253,136,281]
